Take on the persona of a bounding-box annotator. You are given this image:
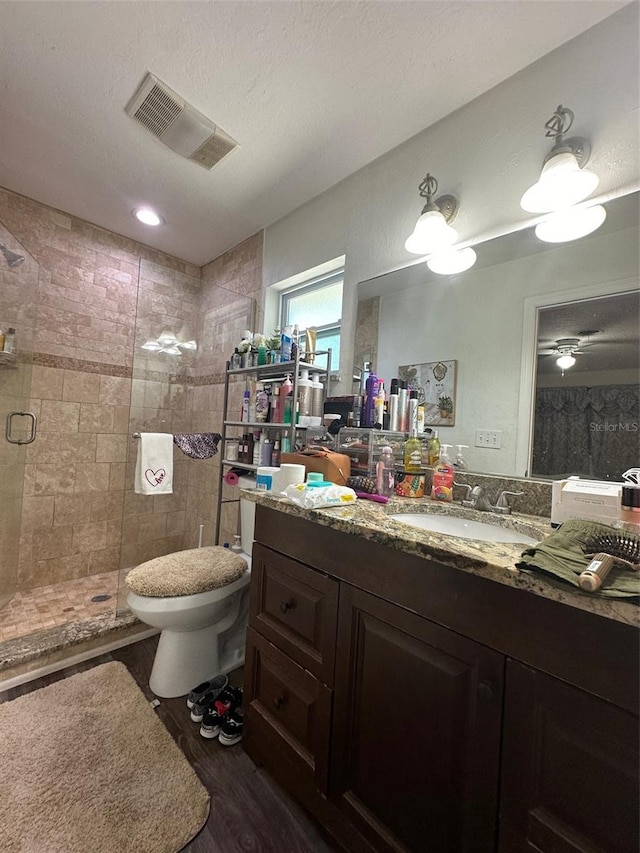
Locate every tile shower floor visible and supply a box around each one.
[0,570,124,642]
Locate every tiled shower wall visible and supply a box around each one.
[0,187,261,595]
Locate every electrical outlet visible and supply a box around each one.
[475,429,502,449]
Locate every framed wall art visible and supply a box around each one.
[398,359,457,426]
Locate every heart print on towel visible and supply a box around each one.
[145,468,167,488]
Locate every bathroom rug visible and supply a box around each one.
[0,661,210,853]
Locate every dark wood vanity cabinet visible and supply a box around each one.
[330,585,504,852]
[499,660,639,853]
[244,506,639,853]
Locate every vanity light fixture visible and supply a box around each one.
[520,105,599,213]
[405,174,458,255]
[133,207,164,226]
[141,332,198,355]
[427,247,477,275]
[535,203,607,243]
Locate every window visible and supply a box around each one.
[280,270,343,372]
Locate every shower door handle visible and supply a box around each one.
[6,411,37,445]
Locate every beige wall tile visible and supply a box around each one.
[26,433,97,464]
[53,494,93,526]
[33,553,90,583]
[21,496,55,531]
[96,433,127,462]
[30,366,64,400]
[34,464,76,495]
[108,462,126,491]
[74,463,112,492]
[99,375,131,406]
[39,399,80,432]
[88,547,120,574]
[90,490,124,521]
[31,525,73,560]
[62,371,101,403]
[78,403,115,433]
[72,520,107,553]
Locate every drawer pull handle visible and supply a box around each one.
[273,695,287,710]
[477,681,494,702]
[279,598,295,614]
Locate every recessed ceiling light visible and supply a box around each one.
[133,207,164,226]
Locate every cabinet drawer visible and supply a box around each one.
[244,626,332,792]
[249,543,338,683]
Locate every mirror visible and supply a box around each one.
[357,192,639,479]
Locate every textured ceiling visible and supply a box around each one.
[0,1,627,265]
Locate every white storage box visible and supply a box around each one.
[551,477,622,527]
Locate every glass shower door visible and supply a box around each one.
[0,226,39,610]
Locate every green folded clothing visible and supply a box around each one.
[517,518,640,600]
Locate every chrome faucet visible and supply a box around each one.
[460,485,523,514]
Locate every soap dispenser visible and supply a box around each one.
[453,445,469,471]
[431,444,455,502]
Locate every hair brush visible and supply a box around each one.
[579,531,640,592]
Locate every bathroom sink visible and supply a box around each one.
[388,513,540,545]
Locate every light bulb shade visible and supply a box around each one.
[520,151,599,213]
[161,345,182,355]
[556,354,576,369]
[405,210,458,255]
[141,340,163,351]
[178,340,197,350]
[427,247,477,275]
[157,330,179,346]
[535,204,606,243]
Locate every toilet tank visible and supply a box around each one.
[238,475,256,555]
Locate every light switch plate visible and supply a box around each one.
[475,429,502,449]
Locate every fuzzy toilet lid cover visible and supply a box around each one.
[126,546,247,597]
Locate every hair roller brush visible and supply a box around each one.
[579,531,640,592]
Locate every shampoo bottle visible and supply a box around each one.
[431,444,455,502]
[311,373,324,419]
[297,369,313,418]
[281,375,293,423]
[408,390,418,434]
[241,386,250,423]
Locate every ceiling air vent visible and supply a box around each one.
[125,72,238,170]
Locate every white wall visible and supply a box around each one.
[263,5,640,383]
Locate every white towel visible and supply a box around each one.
[135,433,174,495]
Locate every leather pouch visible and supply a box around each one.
[281,447,351,486]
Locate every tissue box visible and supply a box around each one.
[551,477,622,526]
[281,449,351,486]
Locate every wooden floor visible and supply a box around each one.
[0,635,341,853]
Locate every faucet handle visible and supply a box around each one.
[494,490,524,513]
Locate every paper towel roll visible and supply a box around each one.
[272,463,305,493]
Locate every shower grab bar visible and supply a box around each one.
[6,411,37,445]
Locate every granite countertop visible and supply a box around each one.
[242,489,639,629]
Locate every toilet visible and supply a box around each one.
[126,477,256,698]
